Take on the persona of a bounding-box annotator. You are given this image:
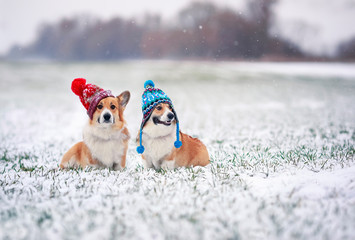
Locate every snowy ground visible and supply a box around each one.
[0,60,355,240]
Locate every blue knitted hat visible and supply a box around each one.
[136,80,182,154]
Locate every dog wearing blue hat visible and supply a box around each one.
[136,80,210,170]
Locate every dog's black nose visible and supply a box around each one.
[103,113,111,121]
[167,113,174,120]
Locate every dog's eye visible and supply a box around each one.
[110,105,116,110]
[97,105,103,109]
[156,106,162,111]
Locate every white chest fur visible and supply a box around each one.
[142,132,176,169]
[83,123,127,168]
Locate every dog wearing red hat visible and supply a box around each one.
[60,78,130,170]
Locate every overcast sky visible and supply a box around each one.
[0,0,355,56]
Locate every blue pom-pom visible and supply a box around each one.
[174,140,182,148]
[144,80,155,89]
[137,145,145,154]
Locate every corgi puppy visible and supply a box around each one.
[60,91,130,170]
[137,103,209,170]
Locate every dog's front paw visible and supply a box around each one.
[142,159,154,169]
[160,159,176,170]
[112,162,123,171]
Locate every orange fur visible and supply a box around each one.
[119,127,130,168]
[59,141,99,169]
[162,132,209,167]
[174,132,209,167]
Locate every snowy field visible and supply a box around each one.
[0,60,355,240]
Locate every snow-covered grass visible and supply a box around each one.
[0,61,355,239]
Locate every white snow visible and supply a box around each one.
[248,165,355,201]
[0,61,354,239]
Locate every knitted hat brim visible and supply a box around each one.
[140,100,179,129]
[87,90,114,119]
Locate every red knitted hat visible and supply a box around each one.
[71,78,114,119]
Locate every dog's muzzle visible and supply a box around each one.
[167,112,174,121]
[153,112,175,126]
[98,109,114,124]
[103,113,111,123]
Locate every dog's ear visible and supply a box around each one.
[117,91,130,108]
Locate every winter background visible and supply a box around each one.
[1,0,355,240]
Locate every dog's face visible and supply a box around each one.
[143,103,176,137]
[90,91,130,129]
[151,103,175,126]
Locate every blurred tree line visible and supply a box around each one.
[7,0,354,61]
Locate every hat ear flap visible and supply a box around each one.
[171,108,179,122]
[117,91,130,108]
